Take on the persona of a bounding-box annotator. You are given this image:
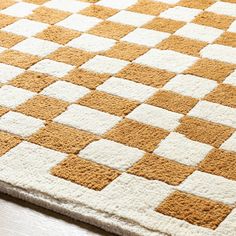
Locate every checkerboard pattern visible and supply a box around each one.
[0,0,236,235]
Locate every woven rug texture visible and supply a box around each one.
[0,0,236,235]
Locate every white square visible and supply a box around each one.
[0,47,5,53]
[97,0,138,9]
[224,70,236,86]
[200,44,236,64]
[178,171,236,204]
[135,49,198,73]
[30,59,75,78]
[67,33,116,52]
[108,10,154,27]
[80,55,129,74]
[12,38,60,57]
[0,141,66,174]
[44,0,90,13]
[90,173,173,211]
[79,139,144,171]
[0,85,36,109]
[122,28,170,47]
[188,101,236,128]
[163,74,217,98]
[160,6,201,22]
[221,132,236,153]
[41,81,90,102]
[97,77,157,102]
[2,19,49,37]
[154,132,212,166]
[127,104,183,131]
[0,63,24,83]
[175,23,223,43]
[229,20,236,33]
[54,104,121,135]
[0,111,45,137]
[216,209,236,236]
[207,2,236,17]
[56,14,102,32]
[0,2,38,17]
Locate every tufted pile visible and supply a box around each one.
[0,0,236,235]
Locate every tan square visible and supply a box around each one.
[193,12,234,30]
[176,116,234,148]
[36,25,80,45]
[116,63,175,88]
[185,58,235,83]
[17,95,68,120]
[0,131,21,156]
[80,5,118,19]
[24,0,49,4]
[147,90,197,114]
[128,0,169,15]
[221,0,236,2]
[0,106,9,117]
[0,50,40,69]
[88,21,135,40]
[104,119,169,152]
[157,35,207,57]
[0,14,17,29]
[51,155,120,191]
[103,42,148,61]
[10,71,56,93]
[199,149,236,181]
[144,17,185,33]
[78,91,139,116]
[63,68,110,89]
[156,191,232,229]
[0,31,25,48]
[221,0,236,3]
[29,122,98,154]
[178,0,215,9]
[47,47,93,66]
[215,32,236,48]
[205,84,236,108]
[128,153,194,185]
[28,7,70,24]
[0,0,15,10]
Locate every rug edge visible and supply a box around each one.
[0,180,167,236]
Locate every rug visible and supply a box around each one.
[0,0,236,235]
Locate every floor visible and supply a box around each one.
[0,193,114,236]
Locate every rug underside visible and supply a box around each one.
[0,0,236,235]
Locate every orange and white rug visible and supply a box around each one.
[0,0,236,235]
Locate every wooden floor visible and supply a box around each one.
[0,193,114,236]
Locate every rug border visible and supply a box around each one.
[0,180,167,236]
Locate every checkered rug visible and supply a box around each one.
[0,0,236,235]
